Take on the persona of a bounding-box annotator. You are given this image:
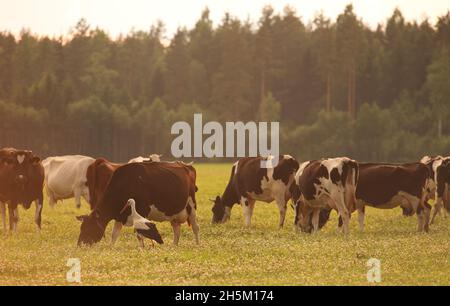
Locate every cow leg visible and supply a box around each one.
[241,197,255,227]
[8,204,19,232]
[416,203,427,232]
[34,197,43,232]
[335,193,350,236]
[430,198,442,225]
[423,203,431,232]
[111,221,123,245]
[74,189,82,209]
[0,202,6,234]
[188,199,200,245]
[275,196,287,228]
[46,187,57,208]
[171,221,181,246]
[311,208,320,233]
[358,205,365,232]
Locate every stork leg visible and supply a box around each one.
[136,232,145,248]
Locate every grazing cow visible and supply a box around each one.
[86,158,197,244]
[42,155,95,209]
[420,156,450,224]
[77,161,199,246]
[290,157,358,235]
[0,148,44,232]
[211,155,299,228]
[128,154,162,163]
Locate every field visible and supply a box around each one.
[0,163,449,285]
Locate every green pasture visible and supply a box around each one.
[0,164,449,285]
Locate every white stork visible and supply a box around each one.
[120,199,164,246]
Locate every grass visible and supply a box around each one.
[0,163,449,285]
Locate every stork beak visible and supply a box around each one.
[120,202,131,214]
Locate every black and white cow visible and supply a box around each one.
[211,155,299,228]
[420,156,450,224]
[290,157,359,235]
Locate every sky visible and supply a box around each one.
[1,0,449,39]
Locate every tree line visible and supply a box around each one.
[0,5,449,162]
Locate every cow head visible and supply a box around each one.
[211,196,226,223]
[292,200,331,233]
[148,154,162,162]
[0,150,40,191]
[76,210,105,246]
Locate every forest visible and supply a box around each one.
[0,4,449,162]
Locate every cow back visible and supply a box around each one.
[356,163,429,205]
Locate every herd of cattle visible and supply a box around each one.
[0,147,449,247]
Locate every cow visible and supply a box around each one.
[128,154,162,163]
[290,157,358,235]
[42,155,95,209]
[328,162,433,233]
[211,155,299,228]
[0,148,44,232]
[420,155,450,224]
[77,161,199,246]
[86,158,198,245]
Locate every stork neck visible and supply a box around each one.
[130,203,138,217]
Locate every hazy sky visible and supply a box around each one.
[1,0,449,39]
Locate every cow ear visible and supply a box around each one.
[76,215,88,222]
[31,156,41,164]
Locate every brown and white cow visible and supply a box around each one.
[420,156,450,224]
[330,162,433,233]
[211,155,299,228]
[354,163,432,232]
[290,157,358,235]
[77,161,199,246]
[0,148,44,232]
